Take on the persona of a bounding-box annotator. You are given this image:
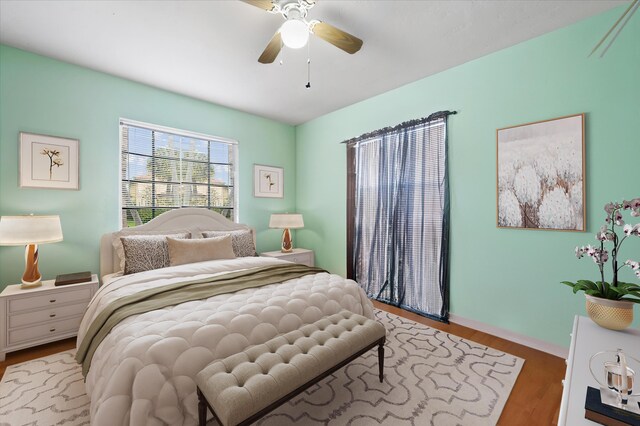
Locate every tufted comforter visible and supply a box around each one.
[76,256,374,426]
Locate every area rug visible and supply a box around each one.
[0,310,523,426]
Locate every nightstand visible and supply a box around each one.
[261,248,314,267]
[0,274,99,361]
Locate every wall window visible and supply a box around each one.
[120,119,237,227]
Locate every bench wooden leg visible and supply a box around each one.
[197,387,207,426]
[378,338,385,383]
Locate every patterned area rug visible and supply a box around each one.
[0,310,523,426]
[0,350,89,426]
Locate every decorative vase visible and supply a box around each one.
[585,294,634,331]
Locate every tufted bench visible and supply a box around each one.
[195,310,386,426]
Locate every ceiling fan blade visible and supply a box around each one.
[311,21,362,54]
[589,0,638,57]
[241,0,276,12]
[258,31,282,63]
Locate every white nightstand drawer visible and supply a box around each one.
[8,316,83,346]
[280,253,313,266]
[9,301,88,328]
[261,249,315,267]
[9,286,92,313]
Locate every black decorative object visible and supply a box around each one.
[55,271,92,286]
[585,386,640,426]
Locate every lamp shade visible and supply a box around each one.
[269,213,304,229]
[0,215,63,246]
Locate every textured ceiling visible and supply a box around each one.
[0,0,625,125]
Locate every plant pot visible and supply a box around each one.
[585,295,634,331]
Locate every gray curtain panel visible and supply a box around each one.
[346,111,452,321]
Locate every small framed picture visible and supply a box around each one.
[20,132,79,190]
[254,164,283,198]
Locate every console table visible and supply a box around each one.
[558,315,640,425]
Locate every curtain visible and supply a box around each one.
[346,111,453,321]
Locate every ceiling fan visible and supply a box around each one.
[242,0,363,64]
[589,0,638,57]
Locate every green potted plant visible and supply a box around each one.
[561,198,640,330]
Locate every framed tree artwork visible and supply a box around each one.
[253,164,283,198]
[19,132,79,190]
[497,113,585,231]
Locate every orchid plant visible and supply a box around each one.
[561,198,640,303]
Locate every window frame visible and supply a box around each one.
[118,118,239,228]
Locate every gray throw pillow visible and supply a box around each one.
[112,229,190,272]
[201,229,256,257]
[121,233,189,275]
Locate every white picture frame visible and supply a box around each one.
[253,164,283,198]
[19,132,79,190]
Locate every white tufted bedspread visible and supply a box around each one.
[77,257,374,426]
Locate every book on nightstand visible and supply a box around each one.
[585,386,640,426]
[55,271,92,286]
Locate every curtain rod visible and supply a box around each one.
[341,110,457,145]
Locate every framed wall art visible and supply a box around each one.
[497,113,585,231]
[253,164,283,198]
[19,132,79,190]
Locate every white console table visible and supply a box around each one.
[558,315,640,425]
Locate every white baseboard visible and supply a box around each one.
[448,313,569,359]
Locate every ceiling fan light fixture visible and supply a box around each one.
[280,19,309,49]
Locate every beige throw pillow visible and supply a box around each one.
[167,235,236,266]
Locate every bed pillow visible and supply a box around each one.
[201,229,257,257]
[112,229,191,272]
[166,235,235,266]
[121,233,189,275]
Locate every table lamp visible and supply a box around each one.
[269,213,304,253]
[0,215,63,288]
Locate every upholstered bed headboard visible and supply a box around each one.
[100,208,254,278]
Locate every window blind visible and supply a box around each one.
[120,119,237,227]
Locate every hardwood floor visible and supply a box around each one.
[0,301,566,425]
[0,337,76,378]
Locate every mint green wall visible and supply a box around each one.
[295,7,640,347]
[0,45,296,289]
[1,7,638,347]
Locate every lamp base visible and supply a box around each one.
[21,243,42,289]
[281,228,293,253]
[21,279,43,289]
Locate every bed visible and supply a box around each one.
[78,208,374,426]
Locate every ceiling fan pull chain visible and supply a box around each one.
[306,41,311,89]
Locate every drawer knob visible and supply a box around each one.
[49,328,56,332]
[49,299,56,303]
[50,313,56,318]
